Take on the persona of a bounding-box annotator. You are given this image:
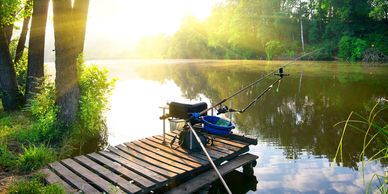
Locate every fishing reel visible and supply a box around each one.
[274,68,290,78]
[216,105,238,115]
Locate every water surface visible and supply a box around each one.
[94,60,387,193]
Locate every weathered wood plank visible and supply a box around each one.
[75,155,141,193]
[88,153,155,188]
[49,161,99,193]
[207,137,241,152]
[165,154,258,194]
[39,168,78,193]
[152,135,212,161]
[103,148,174,179]
[62,158,126,194]
[116,144,188,173]
[131,141,202,168]
[124,143,194,172]
[140,138,208,165]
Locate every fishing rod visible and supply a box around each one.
[170,49,321,193]
[198,49,321,116]
[187,122,232,194]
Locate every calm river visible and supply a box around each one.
[91,59,387,193]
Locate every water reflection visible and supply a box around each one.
[101,60,387,193]
[134,61,387,168]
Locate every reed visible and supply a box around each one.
[334,99,387,193]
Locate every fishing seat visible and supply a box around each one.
[168,101,207,120]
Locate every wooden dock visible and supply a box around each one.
[40,131,258,193]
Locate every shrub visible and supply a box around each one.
[265,40,284,60]
[72,58,115,154]
[17,144,56,173]
[338,36,368,61]
[22,79,59,144]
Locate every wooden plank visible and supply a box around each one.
[227,133,258,145]
[207,138,241,152]
[39,168,78,193]
[49,161,99,193]
[124,143,195,171]
[131,141,202,168]
[61,158,126,194]
[102,148,174,180]
[88,153,155,188]
[116,144,188,173]
[165,153,258,194]
[75,155,141,193]
[152,135,212,161]
[140,138,208,165]
[165,133,227,158]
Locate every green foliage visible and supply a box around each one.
[0,144,17,170]
[338,36,368,61]
[21,79,58,144]
[334,99,387,193]
[9,39,28,94]
[265,40,283,60]
[17,144,56,173]
[369,0,388,20]
[8,176,65,194]
[0,0,21,27]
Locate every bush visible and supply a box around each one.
[72,58,115,154]
[8,177,65,194]
[338,36,368,61]
[21,80,59,145]
[17,144,56,173]
[265,40,284,60]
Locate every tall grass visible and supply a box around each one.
[334,98,387,193]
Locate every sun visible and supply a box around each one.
[85,0,221,46]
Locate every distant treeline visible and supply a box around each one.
[134,0,388,61]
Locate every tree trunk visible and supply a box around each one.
[0,28,20,110]
[4,24,13,46]
[73,0,89,54]
[300,18,305,52]
[14,15,31,64]
[52,0,80,125]
[25,0,50,101]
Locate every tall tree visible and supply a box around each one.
[0,0,23,110]
[52,0,89,125]
[14,0,32,64]
[0,27,20,110]
[25,0,50,101]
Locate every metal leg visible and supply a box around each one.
[162,108,166,144]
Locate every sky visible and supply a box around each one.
[44,0,223,60]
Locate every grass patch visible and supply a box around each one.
[17,144,56,173]
[8,175,65,194]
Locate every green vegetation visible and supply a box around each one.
[334,99,387,193]
[8,174,65,194]
[17,145,56,173]
[135,0,388,61]
[0,58,114,192]
[265,41,284,60]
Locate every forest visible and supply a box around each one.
[135,0,388,61]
